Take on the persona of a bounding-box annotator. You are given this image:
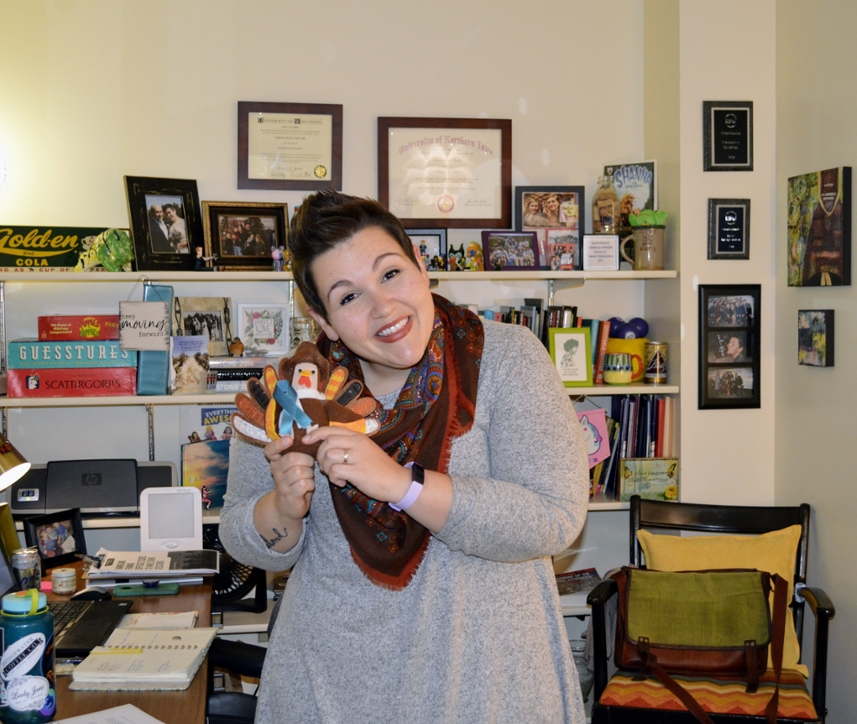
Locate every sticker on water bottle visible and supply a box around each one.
[6,676,50,712]
[1,633,46,681]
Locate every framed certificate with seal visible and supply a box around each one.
[378,117,512,229]
[238,101,343,190]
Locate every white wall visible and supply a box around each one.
[776,2,857,720]
[677,0,778,504]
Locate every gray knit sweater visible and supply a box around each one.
[220,320,589,724]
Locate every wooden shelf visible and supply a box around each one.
[0,393,237,408]
[569,384,678,396]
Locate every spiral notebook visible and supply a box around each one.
[69,627,217,691]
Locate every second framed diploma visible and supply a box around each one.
[238,101,343,190]
[378,117,512,228]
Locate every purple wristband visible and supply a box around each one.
[389,462,425,512]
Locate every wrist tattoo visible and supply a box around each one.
[260,527,288,549]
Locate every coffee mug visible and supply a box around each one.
[605,337,647,383]
[603,353,633,385]
[620,226,665,271]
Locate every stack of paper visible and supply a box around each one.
[70,627,217,691]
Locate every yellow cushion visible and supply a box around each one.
[637,525,807,676]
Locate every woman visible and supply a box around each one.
[522,196,549,227]
[220,189,589,724]
[163,204,188,253]
[543,193,564,225]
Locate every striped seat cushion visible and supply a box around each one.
[599,668,818,721]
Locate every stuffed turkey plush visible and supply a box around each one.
[231,341,379,454]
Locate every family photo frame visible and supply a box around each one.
[378,117,512,229]
[23,508,86,570]
[698,284,761,409]
[202,201,288,271]
[125,176,204,272]
[481,231,539,271]
[174,296,234,358]
[237,101,343,191]
[515,186,585,233]
[406,228,448,271]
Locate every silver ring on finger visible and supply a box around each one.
[343,451,348,465]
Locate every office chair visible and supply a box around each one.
[207,637,266,724]
[587,496,835,724]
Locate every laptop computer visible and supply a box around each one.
[0,553,132,660]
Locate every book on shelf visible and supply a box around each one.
[136,282,173,396]
[69,627,217,692]
[7,339,137,369]
[7,367,137,397]
[592,320,612,384]
[555,567,601,596]
[38,314,120,341]
[214,379,247,392]
[169,336,209,395]
[87,549,220,580]
[180,404,237,444]
[214,368,265,381]
[181,439,229,509]
[208,354,283,369]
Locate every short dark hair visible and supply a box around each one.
[287,189,418,318]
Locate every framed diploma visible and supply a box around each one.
[703,101,753,172]
[707,198,750,260]
[238,101,343,190]
[378,117,512,229]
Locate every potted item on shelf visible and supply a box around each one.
[620,210,667,271]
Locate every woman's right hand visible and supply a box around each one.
[264,435,316,521]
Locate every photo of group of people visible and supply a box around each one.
[699,285,761,409]
[146,194,190,254]
[482,232,538,270]
[216,214,278,257]
[35,519,77,558]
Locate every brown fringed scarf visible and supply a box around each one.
[316,294,484,590]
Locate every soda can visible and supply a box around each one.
[11,549,41,592]
[644,341,668,384]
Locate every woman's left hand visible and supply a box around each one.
[301,425,410,504]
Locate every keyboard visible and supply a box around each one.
[49,599,91,635]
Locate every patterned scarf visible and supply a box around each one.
[316,294,484,590]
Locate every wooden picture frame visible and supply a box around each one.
[707,198,751,260]
[787,166,851,286]
[237,101,343,191]
[698,284,761,409]
[202,201,288,271]
[798,309,835,367]
[548,327,593,387]
[125,176,204,272]
[481,231,539,271]
[236,302,290,355]
[23,508,86,571]
[406,228,447,271]
[703,100,754,172]
[378,117,512,229]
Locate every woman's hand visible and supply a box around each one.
[301,426,411,504]
[264,434,316,521]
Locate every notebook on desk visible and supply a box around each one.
[0,553,132,660]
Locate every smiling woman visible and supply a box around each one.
[219,189,591,724]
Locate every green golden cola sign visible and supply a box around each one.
[0,226,111,270]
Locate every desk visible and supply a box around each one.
[47,562,212,724]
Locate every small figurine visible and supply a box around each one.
[194,246,216,271]
[271,245,286,272]
[229,337,245,357]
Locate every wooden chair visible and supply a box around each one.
[587,496,835,723]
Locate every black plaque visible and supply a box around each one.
[703,101,753,172]
[708,198,750,259]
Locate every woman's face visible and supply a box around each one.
[165,207,178,223]
[308,226,434,394]
[726,336,742,355]
[527,199,540,214]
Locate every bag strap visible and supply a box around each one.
[635,573,789,724]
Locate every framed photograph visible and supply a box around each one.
[703,100,753,172]
[202,201,288,271]
[378,117,512,229]
[515,186,585,239]
[604,161,657,216]
[698,284,761,409]
[406,228,447,271]
[582,234,620,271]
[548,328,593,387]
[787,166,851,286]
[174,296,234,357]
[237,101,343,191]
[708,198,750,260]
[237,303,290,355]
[23,508,86,571]
[481,231,539,271]
[124,176,204,272]
[798,309,835,367]
[547,228,580,270]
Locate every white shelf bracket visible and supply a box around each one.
[548,277,586,305]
